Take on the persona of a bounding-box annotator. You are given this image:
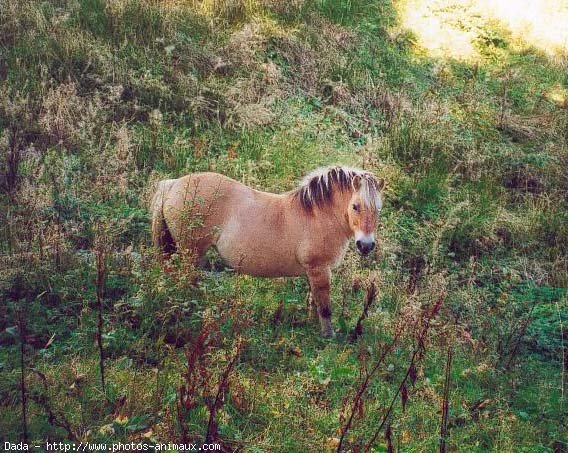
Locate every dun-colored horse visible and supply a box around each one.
[150,165,385,337]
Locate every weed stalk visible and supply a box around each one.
[363,292,445,451]
[439,346,453,453]
[96,248,106,393]
[349,282,377,342]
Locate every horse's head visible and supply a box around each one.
[295,166,385,256]
[346,173,385,256]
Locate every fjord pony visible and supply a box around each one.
[151,166,384,337]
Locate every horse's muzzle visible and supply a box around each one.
[356,239,375,256]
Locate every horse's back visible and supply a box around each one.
[177,172,249,198]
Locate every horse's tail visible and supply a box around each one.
[150,179,177,258]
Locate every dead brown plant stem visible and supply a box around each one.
[505,301,536,370]
[439,346,453,453]
[19,309,28,443]
[349,282,377,342]
[177,322,217,443]
[31,370,77,440]
[7,127,20,198]
[364,345,419,450]
[556,299,565,408]
[385,424,394,453]
[96,249,106,393]
[337,326,404,452]
[205,340,244,442]
[364,293,445,451]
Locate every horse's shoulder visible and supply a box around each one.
[297,229,349,268]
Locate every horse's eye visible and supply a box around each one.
[352,204,360,212]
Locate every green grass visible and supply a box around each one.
[1,0,567,451]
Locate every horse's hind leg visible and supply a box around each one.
[306,267,334,337]
[152,208,176,263]
[186,235,217,270]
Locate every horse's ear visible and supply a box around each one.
[377,178,385,191]
[352,174,362,190]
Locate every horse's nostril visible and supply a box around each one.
[370,242,376,250]
[356,240,362,249]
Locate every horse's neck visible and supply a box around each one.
[282,189,352,241]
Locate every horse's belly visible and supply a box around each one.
[235,259,304,277]
[216,228,303,277]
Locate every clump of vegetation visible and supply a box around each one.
[1,0,566,451]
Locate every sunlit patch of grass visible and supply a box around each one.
[398,0,568,61]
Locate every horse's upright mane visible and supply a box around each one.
[293,165,383,212]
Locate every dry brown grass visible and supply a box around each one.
[40,83,104,149]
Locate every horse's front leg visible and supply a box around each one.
[306,267,334,337]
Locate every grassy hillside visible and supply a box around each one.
[1,0,567,451]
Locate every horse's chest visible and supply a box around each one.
[331,241,350,268]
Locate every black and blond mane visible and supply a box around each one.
[294,166,383,212]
